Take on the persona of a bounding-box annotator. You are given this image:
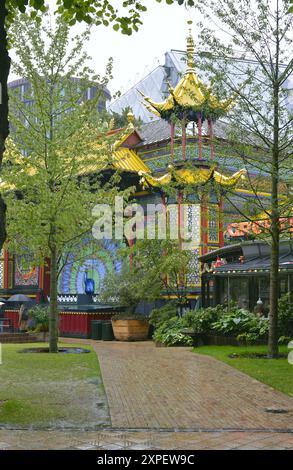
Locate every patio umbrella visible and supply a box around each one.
[8,294,31,302]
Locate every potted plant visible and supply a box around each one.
[101,239,194,341]
[111,312,150,341]
[101,256,161,341]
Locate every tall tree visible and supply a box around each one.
[194,0,293,357]
[0,0,188,253]
[3,14,132,352]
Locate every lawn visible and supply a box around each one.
[0,343,110,428]
[194,344,293,397]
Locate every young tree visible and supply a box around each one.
[194,0,293,357]
[3,14,132,353]
[0,1,189,254]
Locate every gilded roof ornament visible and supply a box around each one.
[139,22,234,123]
[186,20,195,74]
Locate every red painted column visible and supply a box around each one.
[170,122,175,161]
[219,197,225,247]
[208,119,214,160]
[197,115,203,160]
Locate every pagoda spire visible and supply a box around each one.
[186,20,195,74]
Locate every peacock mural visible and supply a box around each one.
[58,237,123,295]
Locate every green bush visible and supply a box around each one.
[183,305,225,333]
[153,317,193,346]
[211,307,269,338]
[152,303,273,346]
[149,303,177,328]
[29,305,49,332]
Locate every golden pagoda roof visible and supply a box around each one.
[139,22,233,122]
[2,121,150,187]
[76,146,150,176]
[78,113,149,175]
[139,166,247,189]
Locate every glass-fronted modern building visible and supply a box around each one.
[8,78,111,113]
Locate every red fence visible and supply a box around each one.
[4,309,116,338]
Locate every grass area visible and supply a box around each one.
[0,343,109,428]
[194,344,293,397]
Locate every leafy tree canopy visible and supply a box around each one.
[6,0,192,34]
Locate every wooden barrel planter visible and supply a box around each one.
[111,319,150,341]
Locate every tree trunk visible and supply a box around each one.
[268,140,280,358]
[268,15,280,358]
[49,245,59,353]
[0,2,9,250]
[268,231,279,358]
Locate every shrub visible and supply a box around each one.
[183,305,225,334]
[149,303,177,328]
[152,317,193,346]
[212,307,269,339]
[29,305,49,332]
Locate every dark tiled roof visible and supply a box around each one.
[136,119,171,147]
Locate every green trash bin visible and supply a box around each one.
[91,320,102,340]
[102,321,114,341]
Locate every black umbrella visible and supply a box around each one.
[8,294,31,302]
[0,298,7,303]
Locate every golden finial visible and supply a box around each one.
[186,20,195,74]
[127,110,135,124]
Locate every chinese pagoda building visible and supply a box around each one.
[0,24,247,337]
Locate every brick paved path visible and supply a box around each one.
[92,341,293,431]
[1,339,293,450]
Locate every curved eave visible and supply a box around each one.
[214,168,247,187]
[140,167,247,189]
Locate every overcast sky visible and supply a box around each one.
[9,2,203,97]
